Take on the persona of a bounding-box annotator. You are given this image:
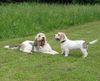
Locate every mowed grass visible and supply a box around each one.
[0,3,100,39]
[0,21,100,81]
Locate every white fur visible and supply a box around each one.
[34,42,58,55]
[4,40,34,53]
[89,39,98,44]
[60,40,88,57]
[55,32,97,58]
[4,45,10,48]
[19,40,34,53]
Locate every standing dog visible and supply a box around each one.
[55,32,98,58]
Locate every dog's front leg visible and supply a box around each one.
[64,49,69,57]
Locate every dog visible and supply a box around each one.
[33,33,59,55]
[4,33,58,55]
[55,32,98,58]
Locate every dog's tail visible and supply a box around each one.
[4,45,20,49]
[89,39,98,45]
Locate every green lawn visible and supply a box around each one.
[0,21,100,81]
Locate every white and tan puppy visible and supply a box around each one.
[55,32,98,58]
[33,33,59,55]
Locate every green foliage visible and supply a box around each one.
[0,3,100,39]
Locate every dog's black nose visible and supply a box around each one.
[42,37,45,39]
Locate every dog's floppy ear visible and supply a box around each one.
[34,34,40,46]
[34,39,38,46]
[34,35,39,46]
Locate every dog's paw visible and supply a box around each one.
[65,54,68,57]
[82,55,87,58]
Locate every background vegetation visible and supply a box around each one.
[0,3,100,39]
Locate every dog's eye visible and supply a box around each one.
[58,34,60,36]
[38,35,41,37]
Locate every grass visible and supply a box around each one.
[0,21,100,81]
[0,3,100,81]
[0,3,100,39]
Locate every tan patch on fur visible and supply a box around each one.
[83,42,87,49]
[60,33,65,41]
[34,38,45,47]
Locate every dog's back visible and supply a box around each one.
[63,40,85,49]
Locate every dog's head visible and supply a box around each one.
[55,32,67,42]
[34,33,46,47]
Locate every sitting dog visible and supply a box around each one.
[33,33,59,55]
[55,32,98,58]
